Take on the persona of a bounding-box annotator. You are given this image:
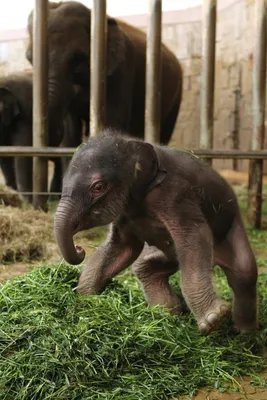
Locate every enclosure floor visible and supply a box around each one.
[188,372,267,400]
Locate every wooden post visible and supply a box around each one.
[145,0,162,144]
[200,0,217,166]
[90,0,107,137]
[248,0,267,229]
[232,66,242,171]
[32,0,48,210]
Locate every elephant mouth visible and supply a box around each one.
[73,218,95,236]
[72,221,80,235]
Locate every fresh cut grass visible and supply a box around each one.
[0,263,266,400]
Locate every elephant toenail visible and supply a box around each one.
[198,322,209,335]
[206,313,218,325]
[220,304,229,313]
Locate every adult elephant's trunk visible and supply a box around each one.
[47,76,72,146]
[54,197,85,265]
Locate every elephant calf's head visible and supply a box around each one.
[54,130,166,265]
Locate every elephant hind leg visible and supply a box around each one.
[214,215,258,333]
[132,244,181,314]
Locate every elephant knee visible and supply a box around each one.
[239,251,257,284]
[132,258,148,280]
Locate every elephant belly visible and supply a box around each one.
[132,217,175,257]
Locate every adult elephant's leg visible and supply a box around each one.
[60,113,84,178]
[14,156,33,203]
[13,128,33,203]
[0,157,17,190]
[49,158,62,201]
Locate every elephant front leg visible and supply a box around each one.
[77,224,144,295]
[158,210,230,335]
[177,224,230,334]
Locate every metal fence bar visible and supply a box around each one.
[2,147,267,159]
[248,0,267,229]
[32,0,48,210]
[90,0,107,137]
[200,0,217,166]
[145,0,162,144]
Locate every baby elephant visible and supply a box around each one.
[54,131,258,335]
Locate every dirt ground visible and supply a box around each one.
[0,167,266,399]
[190,374,267,400]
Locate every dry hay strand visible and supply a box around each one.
[0,184,24,208]
[0,205,54,263]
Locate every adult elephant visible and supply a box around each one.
[26,1,183,144]
[0,71,83,203]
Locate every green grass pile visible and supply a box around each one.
[0,264,266,399]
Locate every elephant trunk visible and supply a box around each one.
[47,76,71,145]
[54,197,85,265]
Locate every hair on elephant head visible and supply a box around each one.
[26,1,183,144]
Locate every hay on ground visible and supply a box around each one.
[0,184,24,208]
[0,205,54,263]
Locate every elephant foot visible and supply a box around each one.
[197,300,230,335]
[233,320,259,334]
[77,272,111,296]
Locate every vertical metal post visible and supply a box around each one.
[90,0,107,137]
[145,0,162,144]
[200,0,217,165]
[248,0,267,229]
[32,0,48,210]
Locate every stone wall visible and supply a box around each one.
[0,0,260,171]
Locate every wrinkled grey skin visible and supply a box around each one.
[0,71,83,202]
[26,1,183,144]
[54,131,258,335]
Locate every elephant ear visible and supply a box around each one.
[0,88,20,127]
[107,18,128,76]
[127,140,167,197]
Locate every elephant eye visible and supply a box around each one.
[91,181,105,196]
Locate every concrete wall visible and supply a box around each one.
[158,0,256,172]
[0,0,260,171]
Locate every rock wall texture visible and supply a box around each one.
[0,0,261,171]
